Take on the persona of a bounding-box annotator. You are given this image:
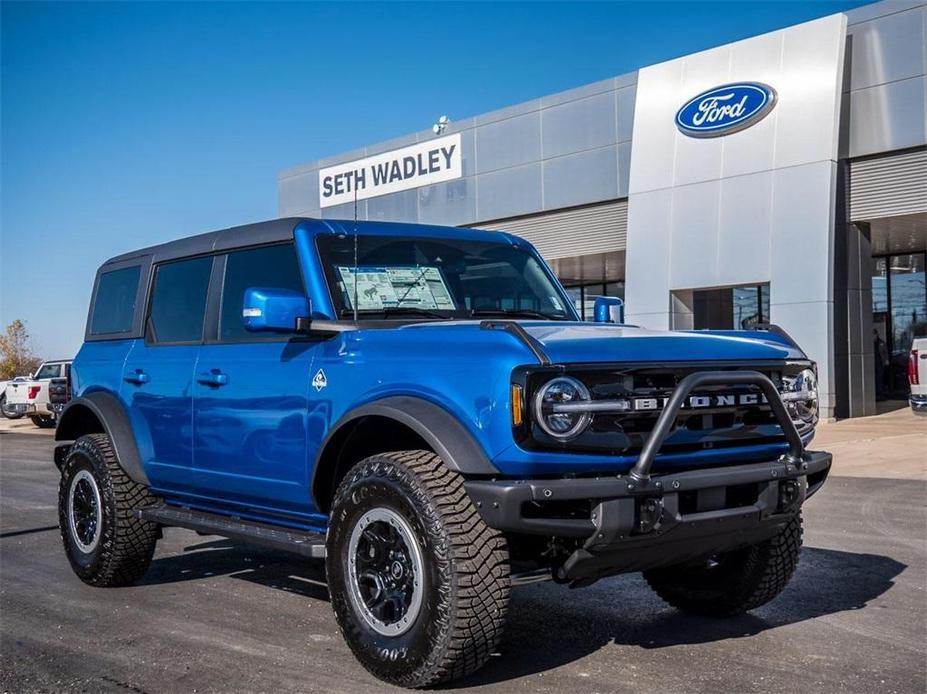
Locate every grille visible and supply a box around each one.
[519,362,808,456]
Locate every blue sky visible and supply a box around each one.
[1,0,870,359]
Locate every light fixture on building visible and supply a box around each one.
[432,115,450,135]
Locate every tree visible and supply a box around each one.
[0,320,42,380]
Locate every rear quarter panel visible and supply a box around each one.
[71,340,136,401]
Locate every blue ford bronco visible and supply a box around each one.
[55,218,831,687]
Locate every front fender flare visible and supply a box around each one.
[55,392,149,486]
[312,395,499,503]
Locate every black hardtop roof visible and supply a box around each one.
[100,217,516,268]
[101,217,307,267]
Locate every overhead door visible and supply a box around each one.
[472,200,628,260]
[849,147,927,220]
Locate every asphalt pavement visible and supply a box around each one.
[1,429,924,693]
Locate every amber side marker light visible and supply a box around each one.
[511,384,524,426]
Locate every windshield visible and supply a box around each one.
[317,234,574,321]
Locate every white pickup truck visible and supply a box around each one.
[909,337,927,416]
[4,359,73,428]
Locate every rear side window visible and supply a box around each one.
[147,256,212,344]
[90,266,141,335]
[219,244,304,341]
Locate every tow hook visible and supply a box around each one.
[778,479,801,512]
[637,497,664,534]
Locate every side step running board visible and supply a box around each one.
[137,504,327,559]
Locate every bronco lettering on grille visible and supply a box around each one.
[631,392,768,411]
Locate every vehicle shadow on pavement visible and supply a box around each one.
[139,538,330,602]
[449,546,906,688]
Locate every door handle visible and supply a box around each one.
[197,370,228,387]
[124,369,149,385]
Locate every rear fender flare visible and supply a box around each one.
[55,392,149,486]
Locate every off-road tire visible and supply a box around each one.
[0,393,24,419]
[643,513,802,617]
[58,433,159,586]
[30,415,56,428]
[327,450,510,688]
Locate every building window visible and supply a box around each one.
[872,252,927,396]
[672,283,769,330]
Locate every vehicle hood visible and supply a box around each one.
[520,323,806,363]
[395,320,806,363]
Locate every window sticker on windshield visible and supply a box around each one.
[337,266,456,311]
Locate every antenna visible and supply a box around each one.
[352,186,359,323]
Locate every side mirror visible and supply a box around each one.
[593,296,624,324]
[242,287,310,333]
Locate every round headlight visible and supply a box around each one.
[780,368,818,426]
[532,376,592,440]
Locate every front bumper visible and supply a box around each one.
[466,450,831,583]
[909,394,927,416]
[469,369,832,585]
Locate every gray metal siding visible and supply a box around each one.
[843,2,927,159]
[280,2,926,228]
[849,147,927,219]
[278,74,637,225]
[474,200,628,260]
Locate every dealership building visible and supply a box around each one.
[278,0,927,419]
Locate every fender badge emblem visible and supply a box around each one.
[312,369,328,392]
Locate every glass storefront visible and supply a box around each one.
[872,252,927,398]
[732,285,770,330]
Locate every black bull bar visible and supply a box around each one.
[465,370,832,584]
[630,369,806,483]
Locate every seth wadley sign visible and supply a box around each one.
[319,133,462,208]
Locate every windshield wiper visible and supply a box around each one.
[341,307,448,319]
[468,308,567,321]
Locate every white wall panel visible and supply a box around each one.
[717,171,773,285]
[768,161,837,305]
[626,14,847,416]
[775,17,847,168]
[669,181,721,289]
[624,188,673,316]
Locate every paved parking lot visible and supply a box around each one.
[1,413,925,693]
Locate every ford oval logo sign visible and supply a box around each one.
[675,82,777,138]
